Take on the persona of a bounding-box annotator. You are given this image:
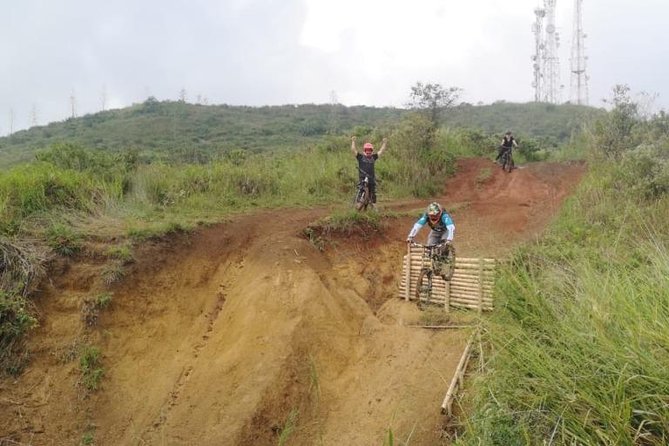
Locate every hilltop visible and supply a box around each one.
[0,100,602,167]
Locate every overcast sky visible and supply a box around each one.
[2,0,667,135]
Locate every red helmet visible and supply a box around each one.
[363,142,374,153]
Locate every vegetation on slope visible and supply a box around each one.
[0,100,601,167]
[0,103,474,375]
[457,87,669,445]
[5,85,666,444]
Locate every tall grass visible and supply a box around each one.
[458,160,669,445]
[0,239,45,375]
[1,124,467,238]
[0,127,461,372]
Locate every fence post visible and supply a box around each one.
[404,243,411,301]
[478,258,484,313]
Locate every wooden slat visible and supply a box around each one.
[450,278,494,287]
[450,297,493,306]
[442,331,475,415]
[399,286,493,297]
[399,253,496,312]
[450,289,493,298]
[451,301,494,311]
[408,260,495,269]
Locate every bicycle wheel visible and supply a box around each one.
[502,153,513,173]
[440,245,456,281]
[354,187,365,210]
[355,186,369,211]
[415,269,432,309]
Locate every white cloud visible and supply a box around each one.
[1,0,668,135]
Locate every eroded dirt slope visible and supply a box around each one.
[0,158,586,445]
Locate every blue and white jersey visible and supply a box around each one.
[407,211,455,241]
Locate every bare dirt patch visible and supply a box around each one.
[0,158,586,445]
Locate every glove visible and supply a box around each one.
[406,237,414,244]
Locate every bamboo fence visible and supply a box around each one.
[398,244,495,312]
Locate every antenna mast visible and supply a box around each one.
[542,0,561,103]
[70,89,77,118]
[531,7,545,102]
[569,0,589,104]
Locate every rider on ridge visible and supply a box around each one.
[495,130,518,164]
[351,136,388,207]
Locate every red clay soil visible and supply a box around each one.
[0,158,586,445]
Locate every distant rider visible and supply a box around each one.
[495,131,518,163]
[406,202,455,247]
[351,136,388,207]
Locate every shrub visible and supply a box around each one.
[0,290,38,375]
[101,261,126,285]
[617,144,669,199]
[81,293,113,327]
[105,244,134,264]
[79,345,104,391]
[46,223,82,256]
[0,163,102,233]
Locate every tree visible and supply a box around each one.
[408,82,461,126]
[595,84,641,158]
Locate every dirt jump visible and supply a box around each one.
[0,158,586,445]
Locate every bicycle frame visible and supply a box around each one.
[500,147,514,172]
[411,241,456,309]
[355,176,371,211]
[412,242,439,308]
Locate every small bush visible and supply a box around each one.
[105,244,134,264]
[46,223,82,256]
[0,163,98,228]
[79,345,104,391]
[81,293,113,327]
[0,239,45,375]
[617,144,669,199]
[0,290,38,375]
[102,261,126,285]
[80,431,95,445]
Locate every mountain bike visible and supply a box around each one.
[499,146,515,173]
[354,175,372,211]
[412,241,456,309]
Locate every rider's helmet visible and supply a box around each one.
[363,142,374,156]
[427,202,442,224]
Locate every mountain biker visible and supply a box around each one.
[495,131,518,164]
[351,136,388,207]
[406,202,455,247]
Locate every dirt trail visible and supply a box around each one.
[0,158,586,445]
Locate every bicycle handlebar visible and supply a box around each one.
[408,241,451,248]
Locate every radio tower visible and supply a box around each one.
[542,0,561,103]
[531,7,545,102]
[569,0,589,104]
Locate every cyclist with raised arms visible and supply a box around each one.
[351,135,388,208]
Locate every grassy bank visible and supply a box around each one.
[458,91,669,445]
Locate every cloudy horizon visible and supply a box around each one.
[2,0,667,136]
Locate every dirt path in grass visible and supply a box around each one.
[0,158,586,445]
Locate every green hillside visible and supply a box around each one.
[2,85,669,444]
[0,100,603,168]
[445,101,604,143]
